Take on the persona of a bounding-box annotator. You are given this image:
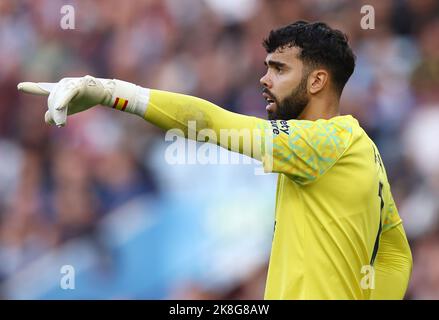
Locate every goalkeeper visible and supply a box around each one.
[18,21,412,299]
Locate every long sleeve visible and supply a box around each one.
[144,89,265,160]
[369,224,413,300]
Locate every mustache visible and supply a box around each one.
[262,88,276,101]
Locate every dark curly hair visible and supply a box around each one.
[263,21,356,95]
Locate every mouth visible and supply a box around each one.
[262,92,276,112]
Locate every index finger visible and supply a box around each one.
[17,82,56,96]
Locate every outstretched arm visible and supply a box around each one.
[18,76,265,160]
[18,75,353,183]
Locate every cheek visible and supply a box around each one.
[276,74,300,97]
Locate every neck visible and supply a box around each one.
[298,94,340,121]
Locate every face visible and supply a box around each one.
[260,46,310,120]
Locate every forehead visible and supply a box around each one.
[265,46,301,66]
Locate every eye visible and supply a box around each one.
[276,66,283,74]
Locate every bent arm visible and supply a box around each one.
[370,223,413,300]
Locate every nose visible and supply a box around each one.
[260,72,272,89]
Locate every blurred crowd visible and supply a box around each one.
[0,0,439,299]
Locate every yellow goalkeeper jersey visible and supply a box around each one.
[260,115,401,299]
[143,89,407,300]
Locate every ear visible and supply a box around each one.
[308,69,329,94]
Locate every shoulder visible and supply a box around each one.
[286,115,358,149]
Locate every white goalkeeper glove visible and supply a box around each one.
[17,75,150,127]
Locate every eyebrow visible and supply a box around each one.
[264,60,287,69]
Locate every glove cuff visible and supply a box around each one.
[100,78,150,118]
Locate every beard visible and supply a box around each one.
[265,75,309,121]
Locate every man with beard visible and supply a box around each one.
[18,21,412,299]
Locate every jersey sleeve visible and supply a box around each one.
[369,223,412,299]
[145,89,265,159]
[258,118,354,185]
